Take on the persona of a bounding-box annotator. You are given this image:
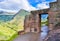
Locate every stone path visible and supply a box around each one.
[13,32,39,41]
[13,26,49,41]
[13,32,48,41]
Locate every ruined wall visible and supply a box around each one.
[24,0,60,33]
[30,12,40,33]
[24,15,30,33]
[48,0,60,30]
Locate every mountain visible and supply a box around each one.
[0,11,16,22]
[0,9,31,41]
[0,9,31,31]
[0,11,16,15]
[10,9,31,31]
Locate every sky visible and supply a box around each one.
[41,14,48,22]
[0,0,56,12]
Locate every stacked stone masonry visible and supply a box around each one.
[24,0,60,33]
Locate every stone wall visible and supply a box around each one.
[24,0,60,33]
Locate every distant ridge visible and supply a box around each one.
[0,11,16,15]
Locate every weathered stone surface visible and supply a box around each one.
[14,33,39,41]
[24,0,60,33]
[44,29,60,41]
[44,22,60,41]
[24,15,31,33]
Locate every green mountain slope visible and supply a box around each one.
[9,9,30,31]
[0,9,31,41]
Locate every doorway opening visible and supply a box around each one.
[39,13,49,32]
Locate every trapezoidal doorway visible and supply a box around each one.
[39,13,49,32]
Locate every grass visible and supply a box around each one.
[41,20,48,26]
[0,20,24,41]
[0,24,18,41]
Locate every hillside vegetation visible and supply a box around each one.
[0,9,30,41]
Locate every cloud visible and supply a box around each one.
[0,0,22,12]
[21,0,38,12]
[0,0,38,12]
[0,9,17,12]
[28,0,56,10]
[36,2,49,9]
[0,0,56,12]
[36,0,57,9]
[0,0,5,2]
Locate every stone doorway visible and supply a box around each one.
[38,13,49,40]
[39,13,49,32]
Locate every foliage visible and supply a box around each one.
[41,20,48,26]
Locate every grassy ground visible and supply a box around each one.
[0,21,24,41]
